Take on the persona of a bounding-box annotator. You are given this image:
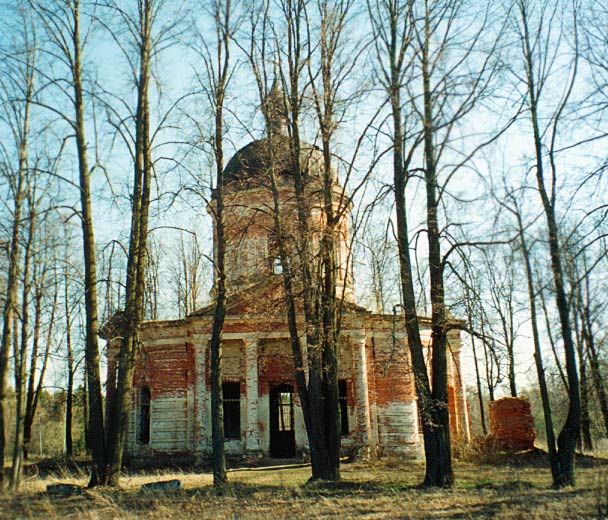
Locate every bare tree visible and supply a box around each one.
[0,6,36,488]
[241,0,371,481]
[23,223,59,461]
[513,0,581,486]
[103,0,162,486]
[277,0,339,480]
[565,229,608,446]
[10,183,40,489]
[567,251,592,451]
[494,184,560,484]
[369,0,504,486]
[63,247,77,461]
[171,234,205,318]
[189,0,237,486]
[144,236,162,321]
[459,256,490,433]
[28,0,107,486]
[483,250,520,397]
[306,0,363,481]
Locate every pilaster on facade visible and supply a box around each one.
[349,329,373,459]
[186,338,195,453]
[243,334,261,453]
[192,332,210,455]
[448,346,471,442]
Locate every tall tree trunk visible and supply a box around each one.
[309,0,351,481]
[23,283,43,461]
[463,285,487,434]
[514,207,559,480]
[0,54,32,487]
[59,0,107,486]
[11,194,37,490]
[372,0,452,487]
[580,268,608,438]
[271,0,332,481]
[105,0,154,486]
[419,9,453,486]
[572,287,592,451]
[576,345,592,452]
[193,0,235,486]
[209,27,228,488]
[285,2,332,477]
[65,265,75,461]
[585,326,608,438]
[23,270,56,461]
[519,0,581,486]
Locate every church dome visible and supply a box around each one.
[222,134,325,187]
[222,81,331,187]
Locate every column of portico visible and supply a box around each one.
[351,329,372,458]
[244,334,261,452]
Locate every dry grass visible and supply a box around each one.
[1,456,607,519]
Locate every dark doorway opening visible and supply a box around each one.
[269,383,296,458]
[223,382,241,440]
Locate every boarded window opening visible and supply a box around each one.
[139,386,151,444]
[223,382,241,440]
[339,380,348,436]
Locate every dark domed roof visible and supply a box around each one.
[222,134,325,187]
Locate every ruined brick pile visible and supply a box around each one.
[488,397,535,451]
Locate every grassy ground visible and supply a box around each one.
[1,454,607,519]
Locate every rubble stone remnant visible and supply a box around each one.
[488,397,535,451]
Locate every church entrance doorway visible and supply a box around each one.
[269,383,296,458]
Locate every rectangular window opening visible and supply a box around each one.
[139,386,151,444]
[339,380,348,436]
[278,391,293,431]
[223,382,241,440]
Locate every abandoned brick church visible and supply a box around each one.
[103,97,470,461]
